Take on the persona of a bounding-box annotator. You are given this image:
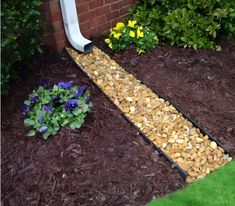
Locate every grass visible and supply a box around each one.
[148,161,235,206]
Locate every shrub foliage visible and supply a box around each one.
[1,0,43,95]
[130,0,235,50]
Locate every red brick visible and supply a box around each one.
[77,3,89,14]
[89,0,104,10]
[54,31,66,42]
[111,1,123,11]
[79,10,96,23]
[90,15,106,28]
[120,5,130,16]
[104,0,117,4]
[50,11,62,22]
[40,2,49,12]
[106,10,120,20]
[41,12,51,22]
[96,21,111,34]
[123,0,137,7]
[77,0,90,6]
[55,40,67,52]
[80,21,91,32]
[95,5,110,17]
[49,1,60,13]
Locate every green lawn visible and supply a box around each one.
[148,161,235,206]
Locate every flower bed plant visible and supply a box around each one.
[23,81,92,139]
[105,20,158,53]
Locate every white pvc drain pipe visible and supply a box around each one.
[60,0,93,53]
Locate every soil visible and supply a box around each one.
[1,50,185,206]
[94,38,235,157]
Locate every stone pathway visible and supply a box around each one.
[67,47,232,183]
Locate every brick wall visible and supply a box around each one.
[41,0,137,52]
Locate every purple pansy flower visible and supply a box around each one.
[58,81,73,89]
[23,103,31,116]
[65,99,78,112]
[31,95,39,104]
[39,79,47,87]
[38,116,44,124]
[39,125,48,133]
[74,86,87,97]
[42,105,53,114]
[52,96,60,105]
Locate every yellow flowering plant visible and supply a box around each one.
[104,20,159,53]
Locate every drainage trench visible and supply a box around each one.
[67,47,232,183]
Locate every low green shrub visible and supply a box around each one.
[23,81,92,139]
[104,20,159,54]
[1,0,43,95]
[130,0,235,50]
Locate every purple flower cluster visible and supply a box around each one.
[23,104,31,117]
[43,105,53,114]
[39,125,47,133]
[52,96,60,105]
[74,86,87,97]
[65,99,78,112]
[58,81,73,89]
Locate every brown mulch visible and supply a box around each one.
[95,38,235,157]
[1,51,185,206]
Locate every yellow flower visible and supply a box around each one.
[128,20,137,28]
[108,43,113,49]
[114,22,125,30]
[137,28,144,38]
[129,30,135,38]
[113,33,121,39]
[105,38,110,44]
[138,26,143,30]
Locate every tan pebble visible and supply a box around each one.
[126,97,133,102]
[206,168,210,174]
[210,141,217,149]
[136,123,142,128]
[130,106,136,113]
[196,137,204,143]
[176,139,185,144]
[168,139,175,143]
[186,177,194,183]
[162,143,167,148]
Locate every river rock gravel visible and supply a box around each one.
[67,47,232,183]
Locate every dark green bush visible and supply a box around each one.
[130,0,235,50]
[1,0,43,95]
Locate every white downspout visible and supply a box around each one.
[60,0,93,53]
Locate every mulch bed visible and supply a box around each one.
[94,38,235,158]
[1,51,185,206]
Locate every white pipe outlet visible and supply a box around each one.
[60,0,93,53]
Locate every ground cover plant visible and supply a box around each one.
[104,20,158,53]
[23,81,92,139]
[1,0,42,95]
[130,0,235,50]
[148,161,235,206]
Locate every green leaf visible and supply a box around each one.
[24,118,35,126]
[27,130,36,137]
[42,132,50,140]
[24,100,31,105]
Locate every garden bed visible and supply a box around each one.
[95,38,235,158]
[1,51,185,206]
